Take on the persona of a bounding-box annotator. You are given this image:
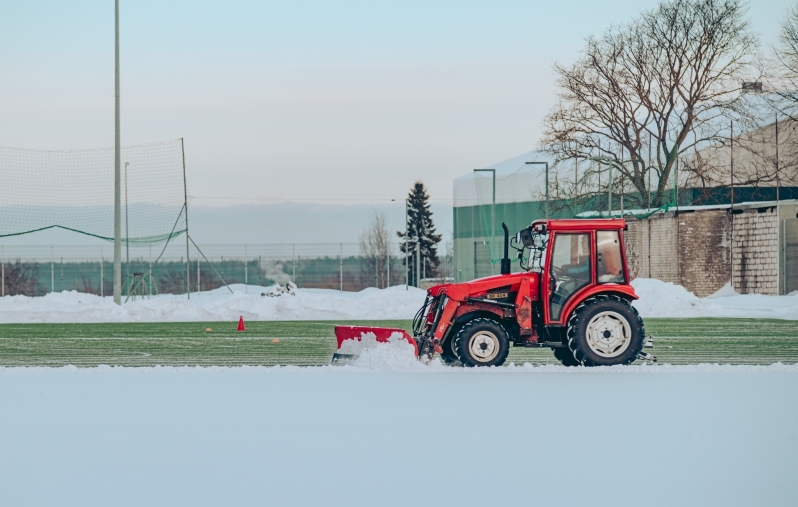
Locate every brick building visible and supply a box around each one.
[623,200,798,296]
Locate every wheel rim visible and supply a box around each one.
[585,311,631,358]
[468,330,500,362]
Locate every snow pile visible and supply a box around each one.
[1,277,797,323]
[631,278,798,319]
[336,331,436,371]
[0,284,428,323]
[630,278,724,317]
[349,332,431,371]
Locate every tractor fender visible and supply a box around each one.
[558,285,638,324]
[453,301,507,323]
[453,307,505,324]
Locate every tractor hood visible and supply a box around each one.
[428,272,539,303]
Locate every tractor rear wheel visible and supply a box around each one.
[567,295,644,366]
[453,318,510,367]
[552,346,580,367]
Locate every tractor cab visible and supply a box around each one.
[518,219,633,326]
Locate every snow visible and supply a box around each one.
[631,278,798,319]
[0,277,796,323]
[0,284,429,323]
[0,364,796,506]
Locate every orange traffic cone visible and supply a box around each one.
[237,316,246,332]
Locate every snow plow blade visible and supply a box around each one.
[331,326,417,365]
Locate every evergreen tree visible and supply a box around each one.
[397,181,442,286]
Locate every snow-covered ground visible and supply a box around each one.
[0,363,796,507]
[0,278,796,323]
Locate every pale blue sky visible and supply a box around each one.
[0,0,791,209]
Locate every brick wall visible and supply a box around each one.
[625,213,679,284]
[677,210,731,297]
[732,207,780,295]
[624,210,732,297]
[617,206,784,296]
[649,214,679,284]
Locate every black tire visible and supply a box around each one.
[439,333,461,366]
[567,295,644,367]
[453,318,510,367]
[552,346,580,367]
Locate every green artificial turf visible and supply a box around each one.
[0,318,795,367]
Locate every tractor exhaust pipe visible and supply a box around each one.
[501,222,511,275]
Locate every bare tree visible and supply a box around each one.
[359,210,392,288]
[768,4,798,118]
[2,260,42,296]
[542,0,761,208]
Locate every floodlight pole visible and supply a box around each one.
[113,0,122,305]
[125,161,129,280]
[182,138,190,300]
[474,169,496,273]
[525,162,549,218]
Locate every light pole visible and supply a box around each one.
[525,162,549,218]
[473,169,496,273]
[124,161,129,282]
[113,0,122,305]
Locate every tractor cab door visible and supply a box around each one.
[544,232,592,324]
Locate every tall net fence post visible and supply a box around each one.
[182,139,190,300]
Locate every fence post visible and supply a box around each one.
[1,245,4,297]
[197,255,200,293]
[101,254,104,297]
[51,246,54,293]
[386,250,390,289]
[245,244,248,294]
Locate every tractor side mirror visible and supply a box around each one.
[519,228,535,248]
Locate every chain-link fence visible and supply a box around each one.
[0,241,454,297]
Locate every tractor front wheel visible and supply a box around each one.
[567,295,644,366]
[453,318,510,367]
[439,332,462,366]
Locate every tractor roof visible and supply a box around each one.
[531,218,626,232]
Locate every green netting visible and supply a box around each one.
[0,140,187,246]
[454,159,679,279]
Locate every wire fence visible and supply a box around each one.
[0,242,453,297]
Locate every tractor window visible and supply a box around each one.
[549,233,591,321]
[597,230,625,284]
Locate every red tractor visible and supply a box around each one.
[334,219,654,367]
